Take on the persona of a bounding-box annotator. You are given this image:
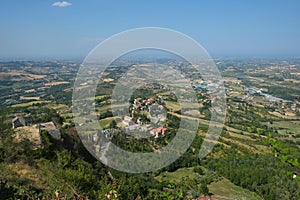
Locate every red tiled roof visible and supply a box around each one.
[196,196,213,200]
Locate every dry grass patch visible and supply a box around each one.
[45,81,69,86]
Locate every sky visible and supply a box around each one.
[0,0,300,59]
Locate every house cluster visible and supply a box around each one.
[149,127,168,138]
[118,97,168,138]
[245,87,267,95]
[290,102,300,112]
[132,97,154,111]
[121,115,149,132]
[122,116,135,127]
[267,101,300,116]
[243,87,300,115]
[121,97,155,126]
[122,115,149,132]
[122,122,168,139]
[244,87,286,102]
[193,81,219,92]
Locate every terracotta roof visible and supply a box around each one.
[196,196,213,200]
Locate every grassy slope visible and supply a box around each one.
[209,178,263,200]
[155,167,262,200]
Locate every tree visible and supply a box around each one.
[200,183,209,196]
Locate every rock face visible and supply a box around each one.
[38,121,61,140]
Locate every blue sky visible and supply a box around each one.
[0,0,300,59]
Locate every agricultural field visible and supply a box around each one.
[11,100,51,108]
